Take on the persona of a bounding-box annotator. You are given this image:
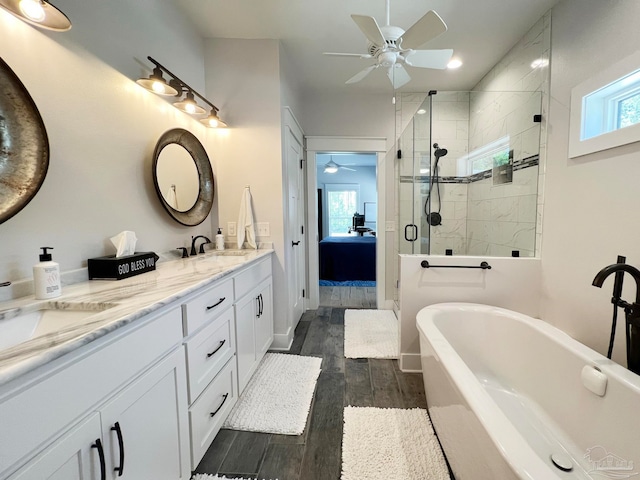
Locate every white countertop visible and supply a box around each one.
[0,249,273,387]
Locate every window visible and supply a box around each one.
[325,184,359,236]
[569,50,640,158]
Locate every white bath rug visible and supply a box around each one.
[344,309,398,359]
[191,475,277,480]
[192,475,277,480]
[222,353,322,435]
[341,406,450,480]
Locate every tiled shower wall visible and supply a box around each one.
[394,10,550,259]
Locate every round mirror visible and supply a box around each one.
[0,57,49,225]
[152,129,214,226]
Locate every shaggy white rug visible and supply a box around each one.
[341,407,450,480]
[191,475,277,480]
[222,353,322,435]
[344,309,398,359]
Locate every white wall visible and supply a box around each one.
[541,0,640,365]
[0,0,218,301]
[399,255,541,371]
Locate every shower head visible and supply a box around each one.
[433,143,448,159]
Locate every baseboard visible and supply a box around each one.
[400,353,422,372]
[270,331,293,351]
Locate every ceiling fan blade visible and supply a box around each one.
[346,65,378,84]
[398,10,447,50]
[351,14,386,47]
[405,49,453,69]
[340,166,357,171]
[323,52,373,59]
[387,65,411,89]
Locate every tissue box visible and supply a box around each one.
[88,252,159,280]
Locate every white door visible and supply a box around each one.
[285,124,305,328]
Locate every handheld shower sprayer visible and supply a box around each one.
[425,143,449,227]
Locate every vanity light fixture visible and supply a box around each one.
[200,107,228,128]
[137,56,228,128]
[136,66,179,96]
[174,90,206,115]
[0,0,71,31]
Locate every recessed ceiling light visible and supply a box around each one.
[417,109,426,115]
[531,58,549,69]
[447,59,462,69]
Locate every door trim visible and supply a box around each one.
[306,136,387,309]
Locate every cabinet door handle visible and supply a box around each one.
[92,438,106,480]
[206,297,226,310]
[206,339,226,358]
[292,240,300,246]
[110,422,125,476]
[210,393,229,418]
[259,293,263,317]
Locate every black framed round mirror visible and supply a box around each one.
[152,128,214,226]
[0,57,49,225]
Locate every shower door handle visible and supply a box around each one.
[404,224,417,242]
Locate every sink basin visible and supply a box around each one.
[0,303,114,351]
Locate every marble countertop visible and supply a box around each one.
[0,249,273,387]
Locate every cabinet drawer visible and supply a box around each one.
[185,308,235,404]
[188,357,236,469]
[0,306,182,478]
[182,278,234,336]
[234,257,272,300]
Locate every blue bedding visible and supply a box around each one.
[319,236,376,281]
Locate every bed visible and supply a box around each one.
[318,235,376,281]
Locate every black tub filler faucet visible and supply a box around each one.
[592,261,640,375]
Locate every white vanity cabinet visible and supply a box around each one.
[181,277,238,468]
[234,257,273,394]
[0,307,190,480]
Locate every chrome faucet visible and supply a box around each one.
[592,262,640,374]
[190,235,211,256]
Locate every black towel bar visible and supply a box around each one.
[421,260,492,270]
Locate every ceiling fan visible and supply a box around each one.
[324,0,453,89]
[324,158,356,174]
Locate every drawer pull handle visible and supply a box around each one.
[92,438,106,480]
[210,393,229,417]
[206,297,226,310]
[206,339,226,358]
[111,421,125,476]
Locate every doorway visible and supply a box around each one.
[305,137,387,310]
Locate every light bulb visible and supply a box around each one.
[19,0,45,21]
[447,59,462,69]
[185,102,196,114]
[152,80,166,94]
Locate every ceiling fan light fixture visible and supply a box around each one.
[324,160,339,174]
[0,0,71,30]
[447,58,462,69]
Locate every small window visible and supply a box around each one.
[325,184,359,236]
[569,50,640,158]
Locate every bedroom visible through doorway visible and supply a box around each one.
[316,152,377,306]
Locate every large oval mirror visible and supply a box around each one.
[152,128,214,226]
[0,57,49,225]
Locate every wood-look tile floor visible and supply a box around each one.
[318,286,377,308]
[193,306,431,480]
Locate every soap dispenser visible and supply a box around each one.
[34,247,61,299]
[215,228,225,251]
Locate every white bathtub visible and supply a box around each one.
[417,303,640,480]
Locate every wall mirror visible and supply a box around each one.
[152,128,214,226]
[0,57,49,225]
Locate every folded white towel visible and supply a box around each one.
[165,184,178,210]
[237,186,257,249]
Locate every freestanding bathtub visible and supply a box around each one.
[417,303,640,480]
